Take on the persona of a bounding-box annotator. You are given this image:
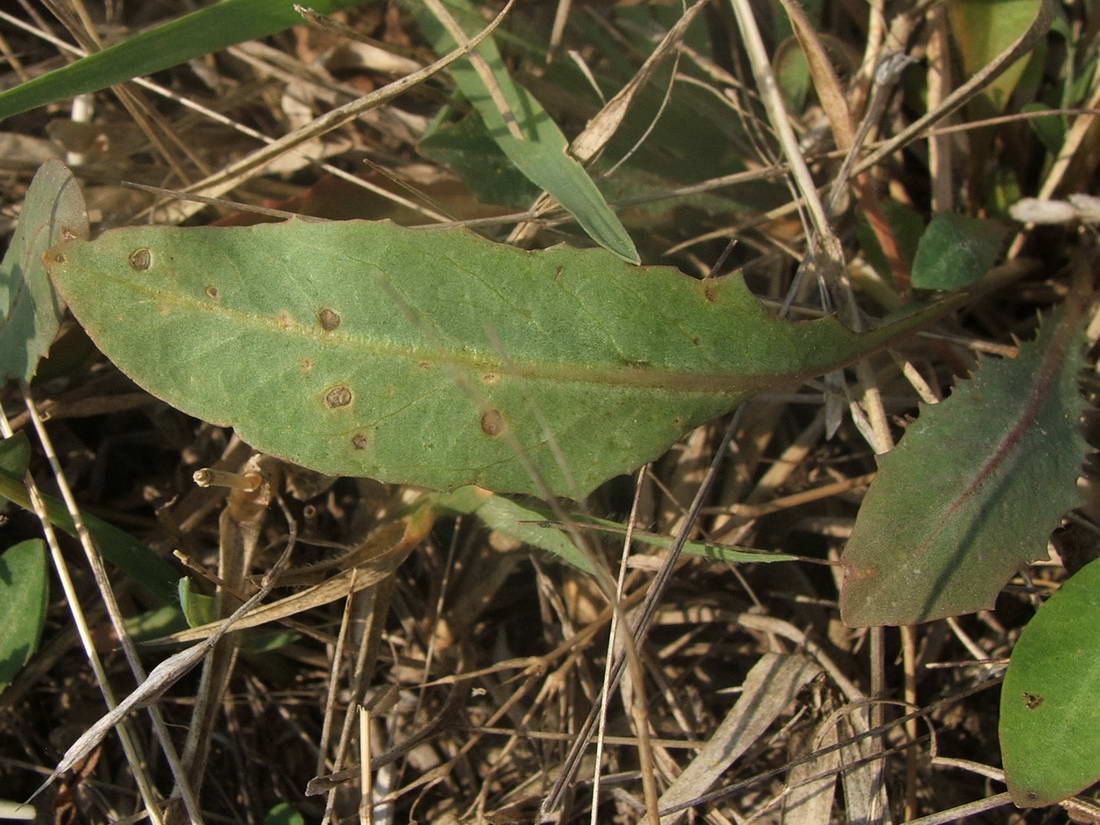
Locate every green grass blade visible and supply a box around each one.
[408,0,640,263]
[0,462,179,607]
[0,0,366,122]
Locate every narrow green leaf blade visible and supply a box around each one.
[0,539,48,692]
[47,219,973,499]
[911,212,1008,291]
[436,486,593,571]
[0,0,365,121]
[840,306,1087,626]
[0,462,179,606]
[1000,557,1100,807]
[409,0,639,262]
[0,159,88,382]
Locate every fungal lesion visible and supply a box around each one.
[324,385,353,409]
[1022,691,1044,710]
[128,248,152,271]
[204,285,219,299]
[318,308,341,331]
[480,409,503,437]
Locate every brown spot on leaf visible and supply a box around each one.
[351,433,369,450]
[1022,691,1044,710]
[205,285,219,299]
[324,385,352,408]
[418,360,431,370]
[703,284,717,303]
[318,308,341,331]
[128,248,152,271]
[480,409,503,436]
[276,311,294,329]
[52,252,65,265]
[61,227,78,241]
[482,373,499,384]
[300,358,315,373]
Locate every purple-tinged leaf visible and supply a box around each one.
[841,301,1088,626]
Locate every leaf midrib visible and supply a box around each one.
[105,272,778,395]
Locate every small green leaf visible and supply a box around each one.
[841,306,1087,626]
[264,802,305,825]
[178,578,217,628]
[856,199,925,287]
[1022,102,1065,156]
[948,0,1043,113]
[48,219,974,500]
[911,212,1008,291]
[0,432,31,477]
[774,38,811,112]
[1000,557,1100,807]
[1,159,88,382]
[409,0,639,263]
[0,539,48,692]
[0,0,366,121]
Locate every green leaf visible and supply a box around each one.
[418,112,541,208]
[774,37,811,112]
[264,802,306,825]
[48,219,975,500]
[840,306,1087,626]
[856,199,925,288]
[948,0,1043,114]
[1022,102,1065,156]
[1000,557,1100,807]
[1,159,88,382]
[0,0,366,122]
[408,0,639,263]
[0,539,48,692]
[0,462,179,607]
[178,578,218,628]
[911,212,1009,291]
[0,432,31,477]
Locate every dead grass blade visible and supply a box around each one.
[655,653,821,824]
[156,503,433,644]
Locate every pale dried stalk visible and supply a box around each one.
[27,531,297,805]
[0,11,439,223]
[17,385,201,823]
[726,0,843,264]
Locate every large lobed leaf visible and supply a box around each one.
[1000,556,1100,807]
[47,219,972,499]
[0,159,88,382]
[840,305,1087,626]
